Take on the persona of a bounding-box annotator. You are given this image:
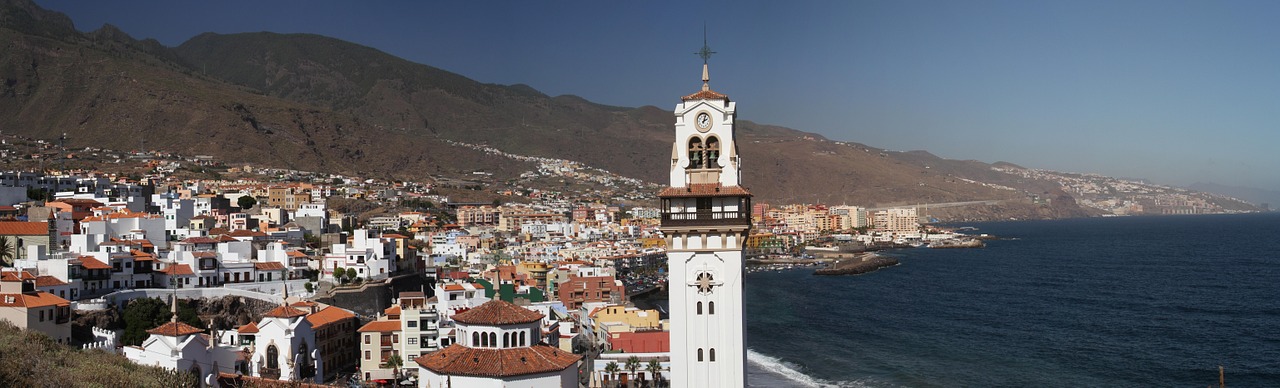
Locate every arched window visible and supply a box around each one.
[710,348,717,362]
[709,301,715,315]
[697,348,704,362]
[503,332,510,348]
[705,136,720,168]
[480,333,488,347]
[489,332,497,348]
[688,138,705,169]
[472,332,480,346]
[520,331,527,346]
[697,301,703,315]
[266,345,279,369]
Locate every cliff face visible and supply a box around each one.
[1,0,1103,219]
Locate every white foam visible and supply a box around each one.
[746,349,872,388]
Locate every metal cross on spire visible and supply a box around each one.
[696,25,716,64]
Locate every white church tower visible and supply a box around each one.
[660,37,752,387]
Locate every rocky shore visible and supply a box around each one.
[813,253,900,276]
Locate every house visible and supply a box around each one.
[0,272,72,344]
[356,292,444,381]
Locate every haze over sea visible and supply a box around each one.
[743,213,1280,387]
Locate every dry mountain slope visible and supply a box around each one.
[2,0,1090,216]
[0,0,530,182]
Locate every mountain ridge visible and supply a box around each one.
[0,0,1260,219]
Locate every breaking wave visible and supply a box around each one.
[746,349,871,388]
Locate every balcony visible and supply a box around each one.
[660,210,750,227]
[260,367,281,380]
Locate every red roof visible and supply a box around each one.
[78,256,112,270]
[415,344,579,378]
[681,88,729,101]
[0,291,69,308]
[384,305,401,316]
[253,262,286,271]
[159,264,194,276]
[34,275,67,287]
[658,183,752,198]
[238,322,260,334]
[146,321,204,337]
[305,306,355,329]
[180,237,220,244]
[357,320,401,332]
[263,305,308,318]
[451,299,544,326]
[0,221,47,235]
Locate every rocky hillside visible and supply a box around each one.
[4,0,1249,219]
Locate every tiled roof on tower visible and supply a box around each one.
[450,299,543,326]
[263,305,308,318]
[146,321,204,337]
[414,345,580,378]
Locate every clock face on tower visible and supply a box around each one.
[696,112,712,132]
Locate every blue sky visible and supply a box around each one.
[37,0,1280,191]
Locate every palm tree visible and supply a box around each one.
[603,361,620,388]
[646,359,664,388]
[384,354,404,382]
[0,237,13,267]
[624,356,641,387]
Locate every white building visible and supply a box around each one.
[657,47,751,387]
[414,299,580,388]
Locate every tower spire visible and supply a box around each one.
[696,24,716,91]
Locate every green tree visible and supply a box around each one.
[304,282,314,293]
[625,356,641,387]
[120,298,204,346]
[603,362,620,387]
[646,359,665,387]
[237,195,257,210]
[332,268,346,283]
[383,354,404,381]
[0,237,14,267]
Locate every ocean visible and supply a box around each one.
[741,213,1280,387]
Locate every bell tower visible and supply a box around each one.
[660,36,751,387]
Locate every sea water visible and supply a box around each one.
[744,213,1280,387]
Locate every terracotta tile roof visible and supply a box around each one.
[286,250,308,258]
[382,233,410,239]
[34,275,67,287]
[263,305,308,318]
[217,235,240,242]
[305,306,355,329]
[78,256,112,270]
[384,305,401,316]
[357,320,401,332]
[415,344,580,378]
[0,291,69,308]
[0,221,47,235]
[228,229,266,237]
[180,237,220,244]
[146,321,204,337]
[253,262,286,271]
[443,284,465,291]
[192,251,218,258]
[130,250,156,261]
[658,183,752,198]
[681,89,729,101]
[451,299,544,326]
[238,322,259,334]
[159,264,194,276]
[0,271,36,282]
